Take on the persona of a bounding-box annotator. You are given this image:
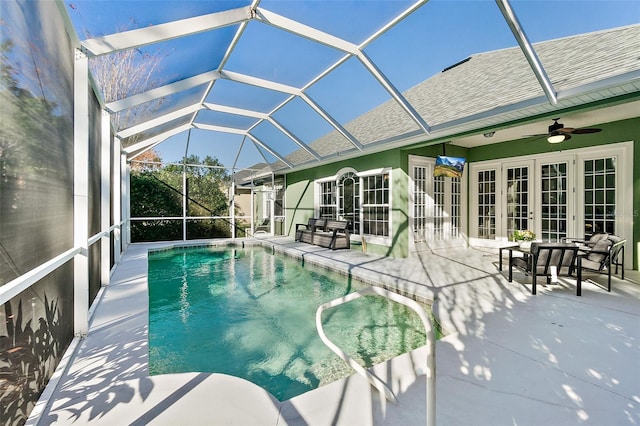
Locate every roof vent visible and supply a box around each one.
[441,57,471,73]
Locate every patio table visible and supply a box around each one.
[499,244,529,282]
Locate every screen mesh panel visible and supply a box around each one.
[0,1,76,422]
[88,86,102,302]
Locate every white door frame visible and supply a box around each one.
[468,142,633,268]
[501,159,536,241]
[409,155,467,251]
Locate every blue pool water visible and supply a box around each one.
[148,246,428,401]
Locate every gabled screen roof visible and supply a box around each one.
[66,0,640,172]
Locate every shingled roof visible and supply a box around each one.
[273,24,640,170]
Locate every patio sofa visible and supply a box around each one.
[295,218,350,250]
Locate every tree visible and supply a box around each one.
[183,155,230,217]
[129,155,233,242]
[74,19,165,146]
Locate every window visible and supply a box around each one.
[412,164,428,242]
[319,181,336,219]
[316,169,390,240]
[362,174,390,237]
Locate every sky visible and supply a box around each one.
[66,0,640,169]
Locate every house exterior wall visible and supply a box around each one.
[467,117,639,269]
[284,116,638,269]
[285,149,409,257]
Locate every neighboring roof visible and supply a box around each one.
[282,24,640,169]
[232,163,269,183]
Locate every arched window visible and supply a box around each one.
[315,168,391,241]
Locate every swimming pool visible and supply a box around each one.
[148,245,429,401]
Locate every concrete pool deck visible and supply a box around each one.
[29,238,640,425]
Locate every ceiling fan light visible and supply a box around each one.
[547,133,566,143]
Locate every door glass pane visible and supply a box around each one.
[477,169,496,239]
[450,177,461,239]
[413,165,428,242]
[506,166,529,241]
[541,163,568,241]
[433,176,445,241]
[584,157,616,236]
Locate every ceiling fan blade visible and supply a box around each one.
[557,127,575,134]
[571,128,602,134]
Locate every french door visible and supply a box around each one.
[469,142,632,267]
[503,160,534,241]
[475,156,573,243]
[409,156,465,250]
[538,161,571,241]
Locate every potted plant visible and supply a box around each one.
[513,229,536,249]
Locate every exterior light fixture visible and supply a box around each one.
[483,132,495,138]
[547,132,570,143]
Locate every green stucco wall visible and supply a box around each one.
[635,138,640,270]
[283,116,638,267]
[285,150,411,257]
[466,117,639,269]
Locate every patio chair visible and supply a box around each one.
[255,218,270,232]
[510,242,579,295]
[576,235,626,292]
[562,232,609,253]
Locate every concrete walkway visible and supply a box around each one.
[29,238,640,425]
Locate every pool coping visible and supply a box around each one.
[29,237,640,425]
[28,239,436,426]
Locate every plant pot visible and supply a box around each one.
[518,241,532,250]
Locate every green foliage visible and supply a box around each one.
[130,156,233,242]
[513,229,536,241]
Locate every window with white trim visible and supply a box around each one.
[315,169,391,240]
[319,180,336,219]
[362,173,390,237]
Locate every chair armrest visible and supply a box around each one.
[562,237,591,245]
[586,249,609,256]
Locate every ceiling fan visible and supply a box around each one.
[531,118,602,143]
